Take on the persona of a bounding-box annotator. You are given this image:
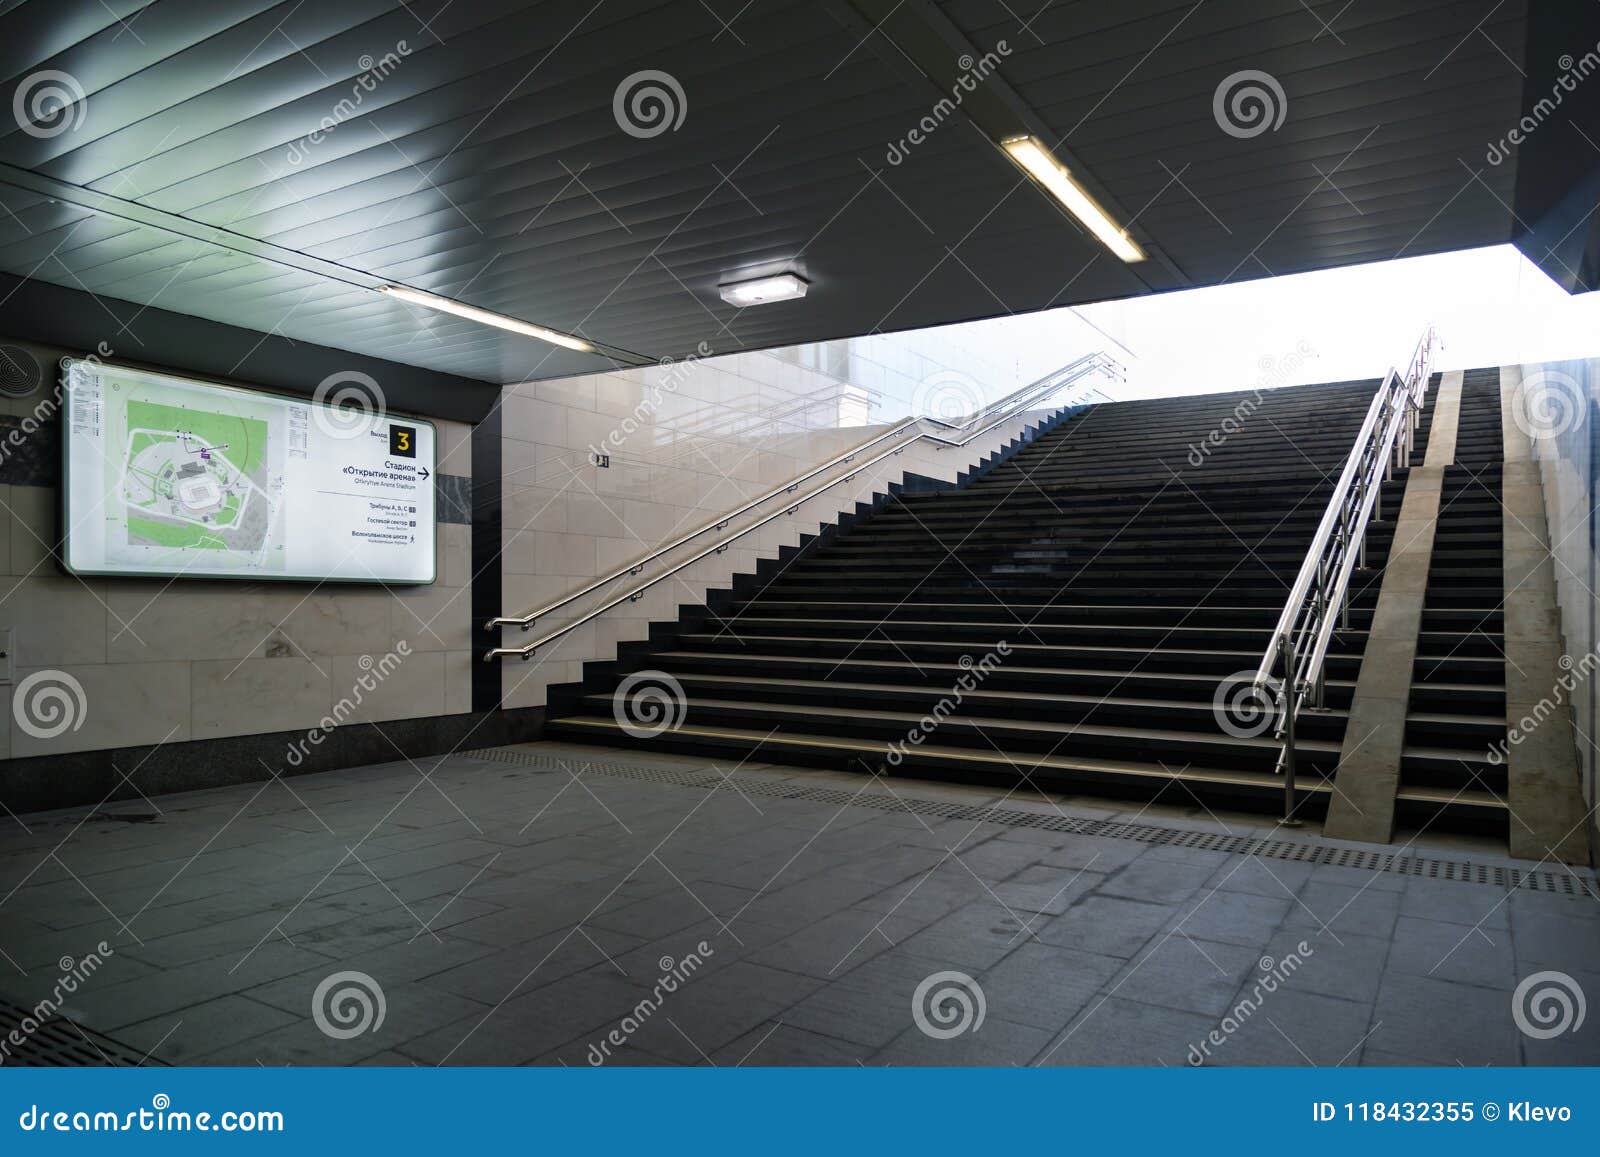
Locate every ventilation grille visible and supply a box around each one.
[462,747,1600,898]
[0,1000,157,1066]
[0,345,42,399]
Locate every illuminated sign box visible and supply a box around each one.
[61,359,436,584]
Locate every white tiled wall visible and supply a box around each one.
[497,349,1056,709]
[0,349,474,761]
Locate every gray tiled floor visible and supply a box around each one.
[1,741,1597,1067]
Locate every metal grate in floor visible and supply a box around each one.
[462,747,1600,898]
[0,1000,158,1066]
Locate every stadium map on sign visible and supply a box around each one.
[105,384,288,571]
[120,398,282,561]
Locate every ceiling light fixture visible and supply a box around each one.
[378,285,594,352]
[1000,136,1145,263]
[718,272,810,307]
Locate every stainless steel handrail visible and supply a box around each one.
[485,351,1122,632]
[484,358,1120,661]
[1252,324,1439,820]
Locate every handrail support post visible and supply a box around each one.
[1278,634,1302,827]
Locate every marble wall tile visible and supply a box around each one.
[192,658,330,739]
[502,394,566,446]
[389,581,471,653]
[103,585,299,664]
[327,649,446,725]
[434,420,473,477]
[502,485,570,534]
[282,591,397,658]
[9,660,191,758]
[3,576,109,666]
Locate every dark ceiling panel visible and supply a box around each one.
[940,0,1528,286]
[0,0,152,88]
[0,0,1549,387]
[0,270,500,422]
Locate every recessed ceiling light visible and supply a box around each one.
[378,285,594,352]
[718,272,810,307]
[1000,136,1145,263]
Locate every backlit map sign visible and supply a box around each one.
[61,359,436,584]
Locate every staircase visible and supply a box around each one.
[1403,368,1508,823]
[540,376,1483,820]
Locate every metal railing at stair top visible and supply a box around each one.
[1251,324,1440,820]
[483,351,1124,659]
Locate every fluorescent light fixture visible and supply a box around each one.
[378,285,594,352]
[718,272,809,307]
[1000,136,1145,263]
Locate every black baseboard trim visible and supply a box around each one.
[0,707,546,816]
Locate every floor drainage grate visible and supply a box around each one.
[0,1000,159,1066]
[463,746,1600,898]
